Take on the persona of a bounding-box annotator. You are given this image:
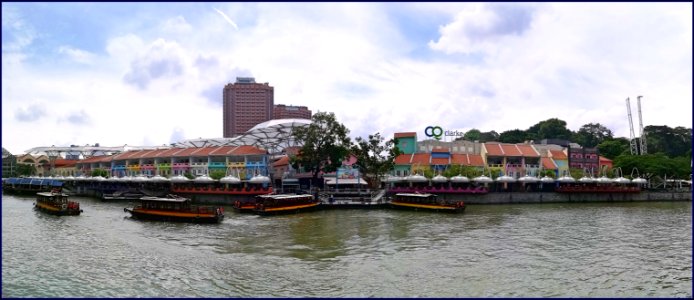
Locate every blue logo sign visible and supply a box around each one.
[424,126,443,140]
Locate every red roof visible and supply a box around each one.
[53,159,77,167]
[431,157,449,165]
[146,148,174,158]
[112,150,141,160]
[272,156,290,167]
[208,146,237,156]
[230,145,266,155]
[79,155,114,164]
[549,149,567,160]
[450,154,469,165]
[467,154,485,167]
[394,132,416,138]
[599,156,612,162]
[431,148,450,153]
[484,143,504,156]
[394,154,412,165]
[172,147,202,157]
[500,144,523,156]
[516,144,540,157]
[411,153,430,166]
[542,157,558,169]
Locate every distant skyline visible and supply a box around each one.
[2,2,692,155]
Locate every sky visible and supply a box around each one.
[2,2,692,155]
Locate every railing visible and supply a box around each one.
[388,186,488,194]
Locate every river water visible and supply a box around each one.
[2,194,691,297]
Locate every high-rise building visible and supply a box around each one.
[223,77,274,137]
[273,104,312,120]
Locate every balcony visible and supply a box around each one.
[227,162,245,168]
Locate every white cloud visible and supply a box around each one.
[57,45,95,64]
[1,2,691,155]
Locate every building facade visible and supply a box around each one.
[273,104,312,120]
[223,77,274,137]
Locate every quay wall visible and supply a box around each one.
[436,191,692,204]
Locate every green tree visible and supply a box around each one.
[568,168,586,179]
[183,172,195,179]
[209,170,226,180]
[597,138,630,160]
[479,130,499,142]
[291,112,352,187]
[574,123,613,147]
[351,133,402,188]
[643,125,692,158]
[15,163,35,177]
[499,129,529,143]
[527,118,573,140]
[463,129,481,141]
[91,168,109,177]
[614,153,691,179]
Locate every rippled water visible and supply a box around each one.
[2,194,691,297]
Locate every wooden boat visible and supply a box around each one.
[124,194,224,223]
[253,194,321,216]
[232,199,257,213]
[390,193,465,213]
[34,190,82,216]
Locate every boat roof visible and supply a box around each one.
[257,194,313,200]
[139,196,189,203]
[395,193,436,198]
[36,192,69,197]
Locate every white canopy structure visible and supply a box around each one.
[172,118,311,154]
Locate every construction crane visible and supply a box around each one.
[637,96,647,154]
[626,97,639,155]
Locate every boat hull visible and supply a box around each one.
[390,201,465,213]
[124,208,223,223]
[34,202,82,216]
[254,203,321,216]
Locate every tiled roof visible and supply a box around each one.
[272,156,290,167]
[148,148,175,158]
[467,154,485,167]
[190,146,221,156]
[542,157,558,169]
[549,149,567,160]
[484,143,504,156]
[431,157,449,165]
[54,159,77,167]
[172,147,202,157]
[599,156,612,162]
[230,145,266,155]
[411,153,430,166]
[394,132,416,138]
[516,144,540,157]
[79,155,114,164]
[112,150,140,160]
[394,154,412,165]
[132,149,160,159]
[500,144,523,156]
[208,146,238,156]
[450,154,470,165]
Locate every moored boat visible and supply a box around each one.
[253,194,321,216]
[124,194,224,223]
[34,190,82,216]
[390,193,465,213]
[232,199,257,213]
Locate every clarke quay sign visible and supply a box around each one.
[424,126,464,140]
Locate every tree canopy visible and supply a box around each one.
[291,112,351,186]
[351,133,401,188]
[574,123,613,148]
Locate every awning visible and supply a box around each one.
[325,178,368,185]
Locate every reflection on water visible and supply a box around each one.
[2,194,691,297]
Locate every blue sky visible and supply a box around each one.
[2,2,692,154]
